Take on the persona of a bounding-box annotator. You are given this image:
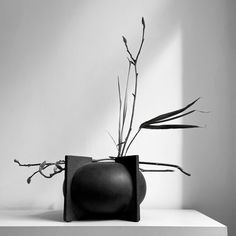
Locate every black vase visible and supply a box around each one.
[64,155,146,222]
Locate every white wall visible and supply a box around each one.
[0,0,184,210]
[0,0,235,234]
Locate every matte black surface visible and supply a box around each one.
[64,155,146,222]
[71,162,133,215]
[63,156,92,222]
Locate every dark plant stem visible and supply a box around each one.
[92,159,190,176]
[38,165,65,179]
[122,37,135,63]
[139,168,174,172]
[120,18,145,157]
[14,160,44,167]
[121,64,138,156]
[15,156,191,184]
[14,159,65,167]
[107,131,118,151]
[139,161,191,176]
[14,159,65,184]
[136,18,145,61]
[124,128,141,156]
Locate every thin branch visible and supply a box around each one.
[124,128,141,156]
[14,159,65,184]
[14,159,43,167]
[139,161,191,176]
[140,168,174,172]
[120,18,145,157]
[39,168,65,179]
[107,131,118,151]
[135,17,145,61]
[14,159,65,167]
[120,64,138,156]
[27,170,40,184]
[122,36,135,63]
[38,163,52,178]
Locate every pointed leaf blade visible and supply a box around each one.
[140,110,196,127]
[141,124,200,130]
[141,98,200,126]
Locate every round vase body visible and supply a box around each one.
[71,162,146,215]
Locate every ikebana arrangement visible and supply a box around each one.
[14,18,202,222]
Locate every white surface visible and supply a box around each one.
[0,209,227,236]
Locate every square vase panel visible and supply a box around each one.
[63,155,140,222]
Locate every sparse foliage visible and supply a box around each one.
[14,18,204,183]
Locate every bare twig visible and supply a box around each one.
[14,159,65,167]
[124,128,141,156]
[122,36,135,63]
[39,165,65,179]
[14,159,65,184]
[139,168,174,173]
[136,17,145,61]
[14,159,43,167]
[107,131,118,151]
[120,18,145,157]
[139,161,191,176]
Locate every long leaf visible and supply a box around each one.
[141,124,200,129]
[141,98,200,126]
[117,77,122,156]
[121,60,131,135]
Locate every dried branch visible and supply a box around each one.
[136,17,145,61]
[14,159,65,184]
[122,36,135,63]
[14,159,43,167]
[107,131,118,151]
[124,128,141,156]
[139,168,174,173]
[120,17,145,156]
[139,161,191,176]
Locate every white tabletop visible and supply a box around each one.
[0,209,227,236]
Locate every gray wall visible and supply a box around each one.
[181,1,236,235]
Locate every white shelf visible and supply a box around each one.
[0,209,227,236]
